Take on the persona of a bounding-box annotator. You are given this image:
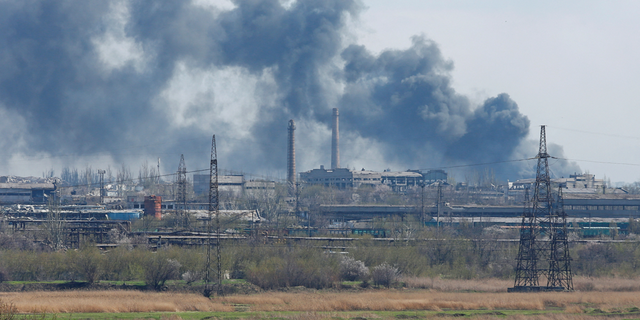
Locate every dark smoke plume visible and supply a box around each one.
[0,0,577,180]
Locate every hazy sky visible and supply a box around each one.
[356,0,640,183]
[1,0,638,184]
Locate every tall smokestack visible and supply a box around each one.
[331,108,340,169]
[287,119,296,186]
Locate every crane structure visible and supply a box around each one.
[510,125,573,292]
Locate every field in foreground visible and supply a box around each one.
[3,288,640,319]
[3,277,640,319]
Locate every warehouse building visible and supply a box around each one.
[299,166,436,192]
[0,182,56,204]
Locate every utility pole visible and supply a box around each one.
[177,155,187,229]
[98,170,106,204]
[294,181,300,224]
[419,182,425,227]
[436,183,442,234]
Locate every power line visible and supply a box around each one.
[417,158,536,171]
[548,125,640,140]
[57,168,209,189]
[57,166,286,190]
[552,157,640,167]
[6,151,208,162]
[1,136,212,162]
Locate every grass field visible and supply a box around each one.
[3,277,640,319]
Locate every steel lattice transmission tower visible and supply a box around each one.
[205,135,222,297]
[510,125,573,292]
[176,155,188,229]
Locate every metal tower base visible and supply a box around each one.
[508,286,567,293]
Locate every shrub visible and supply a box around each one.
[339,256,369,281]
[371,263,399,287]
[144,254,181,290]
[74,247,103,283]
[245,248,338,289]
[181,271,202,285]
[0,263,8,283]
[0,299,17,320]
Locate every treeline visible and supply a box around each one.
[1,236,640,290]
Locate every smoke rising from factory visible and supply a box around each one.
[0,0,577,180]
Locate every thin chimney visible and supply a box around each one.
[287,119,296,185]
[331,108,340,169]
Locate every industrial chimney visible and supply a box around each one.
[287,119,296,187]
[331,108,340,169]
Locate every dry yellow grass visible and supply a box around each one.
[401,276,513,292]
[0,291,234,313]
[401,276,640,293]
[221,291,640,312]
[3,279,640,315]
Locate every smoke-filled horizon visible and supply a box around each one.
[0,0,578,182]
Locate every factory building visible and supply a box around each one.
[300,167,426,192]
[0,182,56,204]
[295,109,448,193]
[193,174,275,196]
[422,169,448,183]
[510,173,606,193]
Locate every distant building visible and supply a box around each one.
[299,166,429,192]
[244,180,277,197]
[510,173,605,194]
[0,183,56,204]
[422,169,448,183]
[193,174,275,196]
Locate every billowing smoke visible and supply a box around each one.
[0,0,577,181]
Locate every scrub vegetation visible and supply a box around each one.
[2,230,640,291]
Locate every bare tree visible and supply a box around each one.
[45,194,65,251]
[117,163,132,197]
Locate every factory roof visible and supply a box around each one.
[0,183,55,190]
[380,171,423,178]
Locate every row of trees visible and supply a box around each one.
[2,233,640,290]
[57,162,164,196]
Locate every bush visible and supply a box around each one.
[245,248,338,289]
[144,253,181,290]
[74,247,103,283]
[339,256,369,281]
[371,263,399,287]
[181,271,202,285]
[0,299,17,320]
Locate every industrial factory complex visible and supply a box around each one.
[0,107,639,250]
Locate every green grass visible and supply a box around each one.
[6,278,248,288]
[6,280,69,285]
[97,280,147,286]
